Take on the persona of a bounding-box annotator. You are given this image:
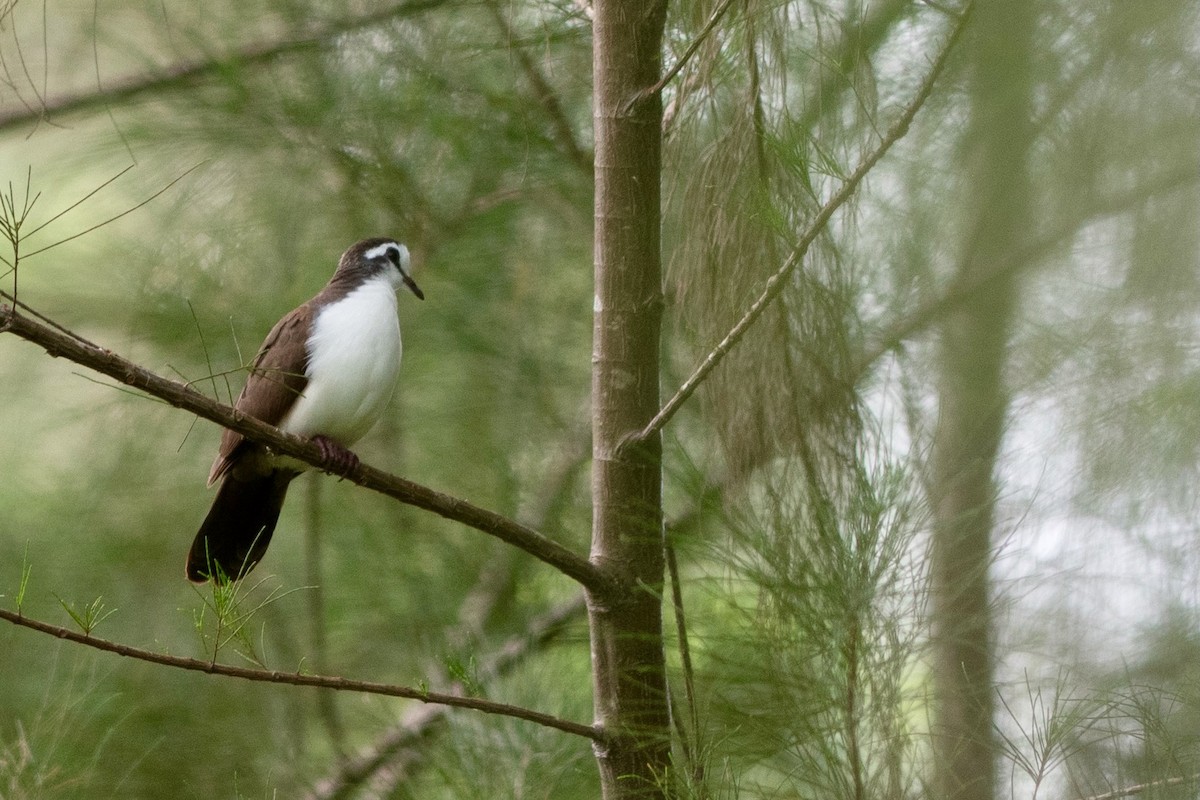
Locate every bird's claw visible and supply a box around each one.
[312,435,360,479]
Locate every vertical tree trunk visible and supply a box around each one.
[589,1,671,798]
[929,4,1035,800]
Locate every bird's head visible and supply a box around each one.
[343,238,425,300]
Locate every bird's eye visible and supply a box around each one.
[386,247,401,266]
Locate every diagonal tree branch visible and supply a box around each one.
[0,300,615,597]
[0,0,447,135]
[0,607,600,742]
[634,0,739,108]
[623,4,973,452]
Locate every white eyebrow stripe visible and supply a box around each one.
[363,242,411,271]
[364,242,399,260]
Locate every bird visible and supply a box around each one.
[186,237,424,583]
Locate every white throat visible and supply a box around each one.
[281,276,402,445]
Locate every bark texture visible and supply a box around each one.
[589,1,671,797]
[929,4,1035,800]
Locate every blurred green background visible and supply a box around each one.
[3,1,1200,798]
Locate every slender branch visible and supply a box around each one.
[0,0,448,135]
[0,607,600,742]
[624,4,972,451]
[0,302,615,597]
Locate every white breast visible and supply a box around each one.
[281,277,402,445]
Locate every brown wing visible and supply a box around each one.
[207,304,313,486]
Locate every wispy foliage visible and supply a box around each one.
[679,443,925,798]
[661,0,930,480]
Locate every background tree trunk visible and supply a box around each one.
[589,0,672,797]
[929,4,1035,800]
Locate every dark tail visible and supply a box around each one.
[187,470,298,583]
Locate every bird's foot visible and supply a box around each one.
[311,435,360,479]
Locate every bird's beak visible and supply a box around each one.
[403,273,425,300]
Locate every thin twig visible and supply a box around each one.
[22,163,204,259]
[24,163,134,239]
[623,4,973,451]
[0,607,600,742]
[0,303,615,598]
